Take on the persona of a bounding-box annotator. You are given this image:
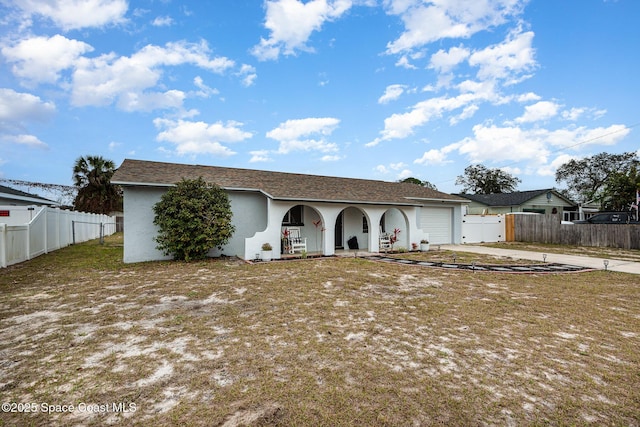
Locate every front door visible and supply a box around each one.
[335,211,344,249]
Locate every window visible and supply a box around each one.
[362,215,369,233]
[283,205,304,226]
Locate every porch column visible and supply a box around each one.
[318,207,339,257]
[362,208,385,253]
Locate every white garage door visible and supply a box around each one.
[420,207,453,244]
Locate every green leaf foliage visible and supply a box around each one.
[455,164,521,194]
[72,155,122,214]
[555,151,639,208]
[153,177,235,261]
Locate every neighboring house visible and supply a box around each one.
[456,189,578,221]
[112,159,468,263]
[0,184,58,206]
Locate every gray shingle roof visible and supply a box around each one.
[455,189,575,207]
[112,159,466,206]
[0,184,56,204]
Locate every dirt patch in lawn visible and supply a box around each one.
[1,234,639,426]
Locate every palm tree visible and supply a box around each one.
[72,155,122,214]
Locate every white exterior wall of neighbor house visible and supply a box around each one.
[466,192,574,215]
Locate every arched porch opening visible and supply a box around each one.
[379,207,409,251]
[281,204,325,256]
[334,206,370,251]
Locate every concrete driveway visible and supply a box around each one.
[440,245,640,275]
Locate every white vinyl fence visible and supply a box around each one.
[0,206,116,268]
[461,214,506,244]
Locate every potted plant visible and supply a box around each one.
[261,242,273,261]
[420,239,430,252]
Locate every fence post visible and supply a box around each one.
[505,214,515,242]
[72,220,76,245]
[43,206,48,254]
[100,222,104,245]
[0,224,6,268]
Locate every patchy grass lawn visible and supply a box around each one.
[1,234,640,426]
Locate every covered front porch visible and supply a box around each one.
[244,199,429,261]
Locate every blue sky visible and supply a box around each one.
[1,0,638,196]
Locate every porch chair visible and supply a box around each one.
[287,227,307,254]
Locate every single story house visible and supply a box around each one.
[455,189,578,221]
[112,159,468,263]
[0,184,58,206]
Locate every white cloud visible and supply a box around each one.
[0,88,56,124]
[415,149,447,166]
[395,55,417,69]
[384,0,526,54]
[153,118,253,157]
[428,45,470,73]
[321,154,342,161]
[433,123,631,177]
[370,25,541,147]
[515,100,560,123]
[252,0,353,60]
[397,168,413,180]
[561,107,585,121]
[517,92,541,103]
[536,153,579,177]
[152,15,174,27]
[456,124,550,165]
[449,104,479,125]
[117,90,186,112]
[414,146,457,165]
[71,40,235,111]
[249,150,272,163]
[267,117,340,154]
[14,0,128,31]
[378,84,406,104]
[0,88,54,149]
[544,124,630,150]
[368,89,494,146]
[375,164,390,174]
[1,134,48,149]
[428,45,471,88]
[237,64,257,87]
[389,162,407,170]
[1,35,94,85]
[468,27,536,83]
[193,76,219,98]
[374,162,413,180]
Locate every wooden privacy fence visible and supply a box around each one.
[0,206,116,268]
[506,214,640,249]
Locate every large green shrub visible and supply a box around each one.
[153,177,235,261]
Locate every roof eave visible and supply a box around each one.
[406,197,469,204]
[112,180,275,199]
[0,193,58,205]
[272,196,423,206]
